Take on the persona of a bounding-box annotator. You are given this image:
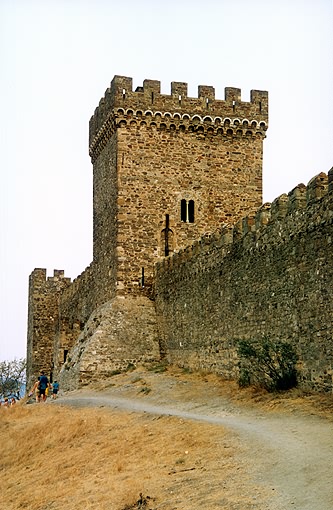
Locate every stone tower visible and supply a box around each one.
[89,75,268,299]
[27,76,268,389]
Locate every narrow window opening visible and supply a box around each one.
[122,88,126,100]
[206,98,209,109]
[140,267,145,287]
[259,101,262,112]
[64,349,69,363]
[232,100,236,112]
[188,200,195,223]
[164,214,170,256]
[151,92,154,104]
[181,199,195,223]
[179,94,182,106]
[181,199,187,222]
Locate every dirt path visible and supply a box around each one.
[57,368,333,510]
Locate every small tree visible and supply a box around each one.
[0,358,26,400]
[237,338,298,391]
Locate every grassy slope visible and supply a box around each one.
[1,401,248,510]
[2,366,332,510]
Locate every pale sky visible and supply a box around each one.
[0,0,332,361]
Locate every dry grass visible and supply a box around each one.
[2,366,332,510]
[147,366,333,420]
[216,378,333,419]
[0,398,261,510]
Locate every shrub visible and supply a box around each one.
[237,337,298,391]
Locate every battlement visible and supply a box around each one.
[156,168,333,274]
[89,75,268,158]
[29,268,71,286]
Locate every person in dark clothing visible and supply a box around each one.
[39,371,49,402]
[52,381,59,399]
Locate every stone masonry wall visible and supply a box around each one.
[27,76,333,395]
[27,262,101,383]
[60,296,161,391]
[53,264,95,376]
[92,135,118,304]
[154,170,333,393]
[26,269,71,388]
[90,76,268,297]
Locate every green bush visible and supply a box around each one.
[237,337,298,391]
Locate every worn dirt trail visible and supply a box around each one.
[57,368,333,510]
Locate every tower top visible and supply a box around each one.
[89,75,268,148]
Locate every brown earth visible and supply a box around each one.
[1,365,333,510]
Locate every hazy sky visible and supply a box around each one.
[1,0,332,361]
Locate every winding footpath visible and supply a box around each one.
[57,373,333,510]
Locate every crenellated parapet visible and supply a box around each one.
[155,168,333,392]
[28,268,71,290]
[156,169,333,276]
[26,269,72,388]
[89,75,268,162]
[62,263,93,300]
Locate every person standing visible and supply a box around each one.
[30,377,41,403]
[52,381,59,399]
[39,371,49,402]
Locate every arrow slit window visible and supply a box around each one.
[181,199,195,223]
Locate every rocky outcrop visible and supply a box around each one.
[59,296,161,390]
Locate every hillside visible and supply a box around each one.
[1,365,333,510]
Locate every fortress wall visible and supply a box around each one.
[26,269,71,388]
[113,120,264,295]
[27,262,99,383]
[155,170,333,392]
[92,135,118,304]
[53,263,95,375]
[28,75,333,394]
[59,296,161,391]
[89,76,268,297]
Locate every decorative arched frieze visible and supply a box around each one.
[203,116,213,123]
[192,115,202,124]
[89,107,268,162]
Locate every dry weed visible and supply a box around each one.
[3,365,330,509]
[0,399,245,510]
